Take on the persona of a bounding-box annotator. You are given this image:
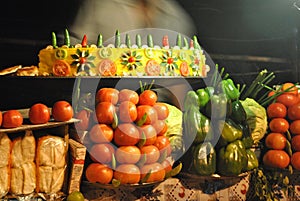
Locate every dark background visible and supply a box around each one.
[0,0,300,109]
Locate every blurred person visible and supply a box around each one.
[67,0,197,44]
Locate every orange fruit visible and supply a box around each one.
[140,145,160,164]
[140,162,165,183]
[85,163,113,184]
[113,164,141,184]
[89,143,115,164]
[115,146,141,164]
[89,124,114,143]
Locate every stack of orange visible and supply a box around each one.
[84,87,173,185]
[263,82,300,171]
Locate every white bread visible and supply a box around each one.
[0,133,11,168]
[0,166,10,198]
[11,137,23,168]
[37,166,65,194]
[50,168,65,194]
[10,167,23,195]
[22,162,36,195]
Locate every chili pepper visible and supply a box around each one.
[230,100,247,124]
[221,79,240,101]
[81,35,88,47]
[147,34,153,48]
[196,88,210,108]
[51,32,57,48]
[97,34,103,47]
[217,139,248,176]
[136,34,142,48]
[183,105,213,145]
[205,93,230,120]
[192,142,216,176]
[184,90,199,110]
[115,30,121,48]
[125,34,131,48]
[64,28,70,47]
[246,149,259,171]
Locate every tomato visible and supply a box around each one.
[74,109,91,131]
[139,125,157,146]
[2,110,23,128]
[269,118,289,133]
[281,82,298,95]
[268,91,276,97]
[0,111,2,126]
[94,102,116,124]
[152,120,168,136]
[115,145,141,164]
[262,149,290,169]
[136,105,158,125]
[85,163,113,184]
[265,133,287,150]
[153,136,172,156]
[52,60,71,76]
[153,102,169,120]
[276,93,299,107]
[140,162,165,183]
[95,88,119,105]
[113,164,141,184]
[89,143,115,164]
[179,61,189,76]
[89,124,114,143]
[28,103,50,124]
[97,59,117,76]
[289,120,300,135]
[145,60,161,76]
[266,102,287,119]
[291,152,300,170]
[140,145,160,164]
[52,100,74,122]
[287,102,300,120]
[118,89,139,105]
[291,135,300,152]
[118,101,137,123]
[114,123,140,146]
[138,90,157,106]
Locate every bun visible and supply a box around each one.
[16,66,39,76]
[0,133,11,198]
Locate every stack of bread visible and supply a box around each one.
[0,133,11,198]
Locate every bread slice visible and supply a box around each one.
[21,131,36,163]
[0,133,11,168]
[11,137,23,168]
[22,162,36,195]
[0,166,10,198]
[10,167,23,195]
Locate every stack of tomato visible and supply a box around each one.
[81,87,176,185]
[263,82,300,171]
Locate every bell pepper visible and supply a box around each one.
[217,119,243,147]
[239,122,254,149]
[230,100,247,124]
[192,142,216,176]
[205,93,231,120]
[183,105,213,145]
[217,139,248,176]
[184,90,199,111]
[196,88,210,108]
[246,149,259,171]
[221,79,240,101]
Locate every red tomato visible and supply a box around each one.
[118,101,137,123]
[115,145,141,164]
[136,105,158,125]
[95,88,119,105]
[29,103,50,124]
[263,150,290,169]
[291,135,300,152]
[291,152,300,170]
[179,61,189,76]
[52,100,73,122]
[114,123,140,146]
[2,110,23,128]
[281,82,298,95]
[139,124,157,146]
[118,89,139,105]
[276,93,299,107]
[145,60,161,76]
[89,124,114,143]
[0,111,2,126]
[265,133,287,150]
[153,102,169,120]
[289,120,300,135]
[52,60,71,76]
[94,102,116,124]
[138,90,157,106]
[89,143,115,164]
[269,118,289,133]
[74,109,91,131]
[97,59,117,76]
[266,102,287,119]
[287,102,300,120]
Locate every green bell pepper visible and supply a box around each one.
[239,122,254,149]
[230,100,247,124]
[217,139,248,176]
[205,93,231,120]
[221,79,240,101]
[246,149,259,171]
[217,119,243,147]
[193,142,216,176]
[183,105,213,144]
[184,90,199,111]
[196,88,210,108]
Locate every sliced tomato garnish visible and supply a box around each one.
[145,59,161,76]
[98,59,117,76]
[179,61,189,76]
[52,60,71,76]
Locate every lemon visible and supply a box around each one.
[67,191,85,201]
